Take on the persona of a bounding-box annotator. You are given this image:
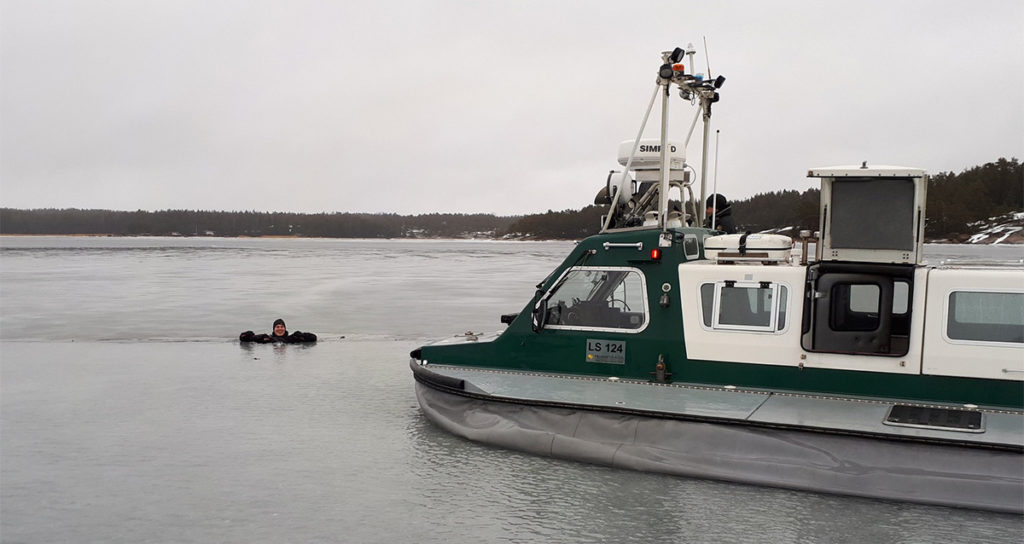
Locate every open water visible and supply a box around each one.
[1,237,1022,543]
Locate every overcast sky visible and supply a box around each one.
[2,0,1022,216]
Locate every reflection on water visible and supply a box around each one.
[1,237,1021,543]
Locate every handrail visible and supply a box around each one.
[603,242,643,251]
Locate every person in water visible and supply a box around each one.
[239,318,317,343]
[703,193,737,234]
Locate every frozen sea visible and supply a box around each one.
[1,237,1021,543]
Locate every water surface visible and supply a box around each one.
[2,237,1021,543]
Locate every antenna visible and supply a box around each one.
[703,36,712,77]
[713,129,721,194]
[711,129,720,231]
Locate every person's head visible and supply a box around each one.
[706,194,729,215]
[272,318,287,336]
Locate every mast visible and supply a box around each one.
[658,47,724,232]
[657,50,677,231]
[699,100,712,226]
[603,46,724,232]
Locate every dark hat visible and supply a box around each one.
[273,318,286,328]
[706,193,729,210]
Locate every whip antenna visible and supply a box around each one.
[703,36,712,77]
[711,129,720,231]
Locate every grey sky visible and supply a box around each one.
[2,0,1022,216]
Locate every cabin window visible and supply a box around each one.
[947,291,1024,344]
[700,281,788,333]
[830,283,881,332]
[683,234,700,260]
[544,267,648,332]
[828,281,910,332]
[893,280,910,314]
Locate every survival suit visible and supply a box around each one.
[239,330,317,343]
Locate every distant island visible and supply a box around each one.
[2,158,1021,243]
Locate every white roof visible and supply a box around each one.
[807,164,926,178]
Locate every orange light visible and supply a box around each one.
[672,63,685,73]
[650,248,662,261]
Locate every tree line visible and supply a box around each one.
[730,157,1022,239]
[2,158,1019,240]
[0,209,516,239]
[503,157,1022,239]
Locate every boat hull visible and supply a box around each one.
[413,367,1024,513]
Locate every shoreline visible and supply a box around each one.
[1,233,1021,244]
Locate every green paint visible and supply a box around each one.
[418,228,1024,410]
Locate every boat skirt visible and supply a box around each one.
[415,382,1024,513]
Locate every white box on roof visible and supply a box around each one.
[704,233,793,263]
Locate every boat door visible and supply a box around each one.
[801,263,915,356]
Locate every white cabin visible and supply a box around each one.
[679,164,1022,382]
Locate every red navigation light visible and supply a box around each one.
[672,63,685,73]
[650,248,662,261]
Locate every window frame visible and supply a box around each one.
[699,280,790,334]
[542,266,650,334]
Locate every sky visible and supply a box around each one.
[2,0,1022,216]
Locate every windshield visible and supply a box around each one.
[544,267,647,331]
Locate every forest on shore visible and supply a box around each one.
[2,157,1020,242]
